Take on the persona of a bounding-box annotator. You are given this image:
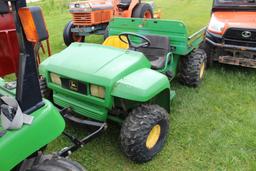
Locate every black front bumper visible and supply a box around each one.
[205,30,256,68]
[205,31,256,52]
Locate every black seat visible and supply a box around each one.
[117,0,131,10]
[0,1,10,14]
[135,35,170,70]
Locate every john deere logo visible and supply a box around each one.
[242,31,252,38]
[69,80,78,91]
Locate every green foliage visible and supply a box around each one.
[30,0,256,170]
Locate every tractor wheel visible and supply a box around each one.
[120,104,169,163]
[63,21,85,46]
[132,3,153,19]
[180,49,207,87]
[30,157,86,171]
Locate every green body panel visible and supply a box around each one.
[108,18,205,56]
[53,92,108,121]
[0,100,65,171]
[0,79,64,170]
[40,43,171,122]
[188,27,207,50]
[112,68,170,102]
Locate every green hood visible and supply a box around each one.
[40,43,150,86]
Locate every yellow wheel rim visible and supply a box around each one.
[199,63,205,79]
[146,124,161,150]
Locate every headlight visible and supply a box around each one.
[82,4,92,12]
[90,84,105,99]
[79,4,88,8]
[69,3,91,10]
[50,73,61,86]
[208,16,225,34]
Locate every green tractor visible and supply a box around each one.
[0,1,101,170]
[39,18,207,163]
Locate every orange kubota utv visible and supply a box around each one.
[63,0,157,46]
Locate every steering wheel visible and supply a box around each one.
[119,32,151,49]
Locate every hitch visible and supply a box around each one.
[58,108,107,157]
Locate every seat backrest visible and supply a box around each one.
[136,35,170,61]
[103,36,129,49]
[0,2,10,14]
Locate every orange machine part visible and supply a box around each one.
[18,8,39,42]
[71,0,143,26]
[210,11,256,35]
[113,0,140,18]
[72,9,113,26]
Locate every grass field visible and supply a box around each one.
[31,0,256,170]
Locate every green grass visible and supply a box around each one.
[31,0,256,170]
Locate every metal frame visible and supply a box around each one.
[205,37,256,68]
[205,37,256,52]
[71,23,108,36]
[58,108,107,157]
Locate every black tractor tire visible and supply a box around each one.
[30,157,86,171]
[132,3,153,19]
[120,104,169,163]
[201,41,214,67]
[180,49,207,87]
[63,21,85,46]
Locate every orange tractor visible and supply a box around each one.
[63,0,158,46]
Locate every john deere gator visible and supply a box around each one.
[40,18,207,163]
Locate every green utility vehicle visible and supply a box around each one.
[40,18,207,163]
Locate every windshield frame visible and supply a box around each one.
[213,0,256,11]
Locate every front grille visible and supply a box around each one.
[72,10,113,26]
[61,78,87,95]
[224,28,256,42]
[224,39,256,48]
[72,13,92,26]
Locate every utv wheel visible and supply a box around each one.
[30,157,86,171]
[63,21,85,46]
[180,49,207,87]
[132,3,153,19]
[201,41,214,67]
[120,105,169,163]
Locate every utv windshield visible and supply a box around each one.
[213,0,256,10]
